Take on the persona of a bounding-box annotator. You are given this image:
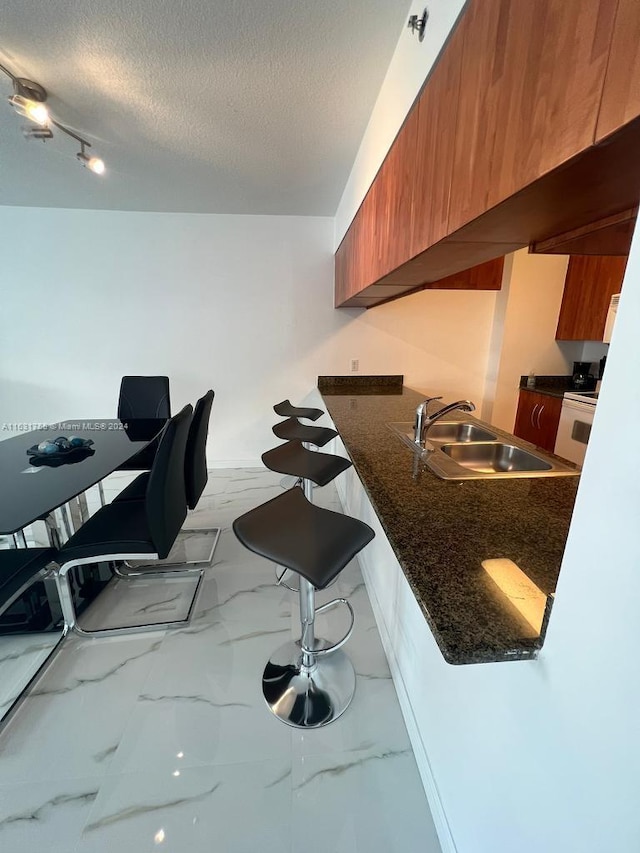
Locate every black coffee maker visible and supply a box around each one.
[572,361,596,391]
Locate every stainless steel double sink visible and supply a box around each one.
[389,420,579,480]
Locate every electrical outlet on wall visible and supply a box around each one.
[350,359,359,372]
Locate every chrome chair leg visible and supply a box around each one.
[59,505,74,540]
[53,555,204,637]
[12,529,28,548]
[121,526,221,574]
[68,493,89,532]
[43,514,62,549]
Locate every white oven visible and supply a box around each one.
[554,391,597,467]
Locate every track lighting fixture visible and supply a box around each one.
[0,60,105,175]
[76,143,105,175]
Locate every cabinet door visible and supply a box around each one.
[534,395,563,453]
[514,390,562,453]
[335,225,353,306]
[410,21,464,257]
[596,0,640,141]
[555,255,627,340]
[375,106,419,279]
[513,390,540,446]
[448,0,617,234]
[352,186,377,295]
[336,190,376,303]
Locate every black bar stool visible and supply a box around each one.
[272,417,337,447]
[262,441,351,488]
[272,400,335,491]
[233,484,374,728]
[262,440,351,591]
[273,399,324,421]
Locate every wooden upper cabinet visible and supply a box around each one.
[555,255,627,340]
[353,185,376,295]
[410,21,464,258]
[334,226,352,307]
[428,256,504,290]
[334,0,640,309]
[335,201,366,305]
[374,106,419,279]
[448,0,618,234]
[596,0,640,142]
[336,185,377,303]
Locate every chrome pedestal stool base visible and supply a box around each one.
[232,484,375,730]
[262,640,355,728]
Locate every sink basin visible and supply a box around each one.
[388,418,578,479]
[441,442,552,474]
[425,422,497,443]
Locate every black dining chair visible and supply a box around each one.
[114,390,220,570]
[116,375,171,472]
[117,375,171,421]
[53,404,204,637]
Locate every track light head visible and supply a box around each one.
[22,126,54,140]
[9,78,49,125]
[9,93,50,126]
[77,150,105,175]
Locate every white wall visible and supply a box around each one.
[333,226,640,853]
[349,287,497,405]
[0,206,496,463]
[483,249,572,430]
[334,0,467,247]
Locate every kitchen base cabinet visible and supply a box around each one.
[513,390,562,453]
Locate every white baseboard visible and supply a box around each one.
[206,458,263,468]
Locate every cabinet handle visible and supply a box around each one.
[530,403,539,428]
[536,404,545,429]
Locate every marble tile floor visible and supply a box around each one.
[0,633,62,720]
[0,468,441,853]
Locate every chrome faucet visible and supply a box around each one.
[414,397,476,446]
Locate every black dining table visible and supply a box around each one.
[0,418,166,535]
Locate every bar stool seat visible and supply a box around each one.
[273,400,324,421]
[262,441,351,487]
[262,441,353,592]
[234,487,371,589]
[233,487,374,727]
[272,418,337,447]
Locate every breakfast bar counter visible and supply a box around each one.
[318,379,580,664]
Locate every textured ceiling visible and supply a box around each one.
[0,0,410,214]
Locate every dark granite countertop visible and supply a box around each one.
[518,375,575,398]
[320,384,580,665]
[318,375,404,395]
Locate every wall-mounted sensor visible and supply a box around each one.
[407,8,428,42]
